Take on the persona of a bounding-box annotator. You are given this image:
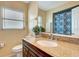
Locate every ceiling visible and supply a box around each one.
[38,1,68,11]
[24,1,68,11]
[23,1,30,3]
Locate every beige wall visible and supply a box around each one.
[38,8,46,28]
[46,1,79,32]
[0,1,28,56]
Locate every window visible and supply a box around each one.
[1,8,24,29]
[53,10,71,35]
[38,16,42,27]
[72,6,79,35]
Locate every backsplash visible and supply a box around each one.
[53,36,79,44]
[41,33,79,44]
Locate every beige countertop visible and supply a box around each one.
[23,36,79,57]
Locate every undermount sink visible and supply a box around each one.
[36,40,58,47]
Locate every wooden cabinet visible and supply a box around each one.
[23,40,52,57]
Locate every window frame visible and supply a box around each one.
[53,5,79,35]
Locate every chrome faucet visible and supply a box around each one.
[49,33,53,40]
[49,33,56,40]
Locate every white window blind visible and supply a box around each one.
[1,8,24,29]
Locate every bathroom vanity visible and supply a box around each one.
[23,39,51,57]
[23,35,79,57]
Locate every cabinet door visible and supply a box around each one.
[27,50,37,57]
[23,45,29,57]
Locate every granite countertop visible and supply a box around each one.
[23,36,79,57]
